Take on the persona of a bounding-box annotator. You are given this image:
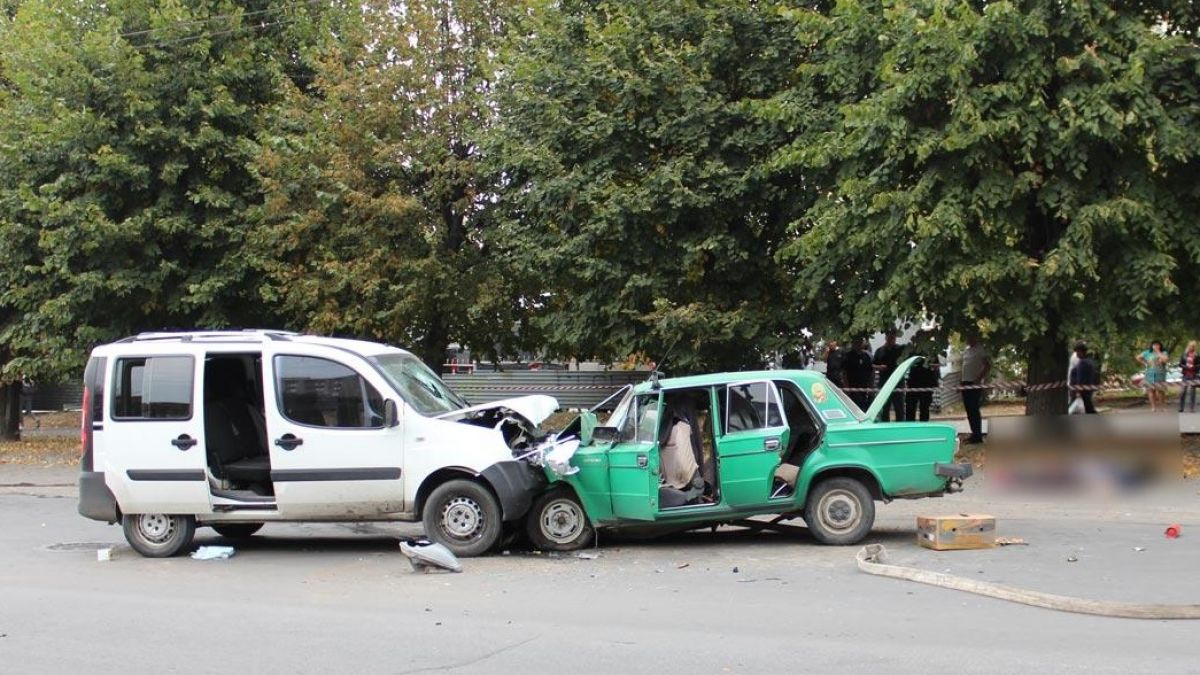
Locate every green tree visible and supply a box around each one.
[774,1,1200,413]
[254,0,527,370]
[0,0,325,438]
[490,0,809,373]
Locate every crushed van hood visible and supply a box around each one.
[435,395,559,426]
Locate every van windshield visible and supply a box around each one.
[368,354,468,416]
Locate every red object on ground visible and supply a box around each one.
[1165,524,1182,538]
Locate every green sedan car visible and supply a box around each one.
[524,357,971,550]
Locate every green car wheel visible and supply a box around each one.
[803,477,875,545]
[526,488,595,551]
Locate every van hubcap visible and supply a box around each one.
[136,514,176,543]
[441,497,483,540]
[540,499,584,544]
[818,490,861,532]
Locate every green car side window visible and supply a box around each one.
[724,381,784,433]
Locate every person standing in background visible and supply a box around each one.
[824,340,845,387]
[20,375,39,430]
[843,337,875,411]
[872,330,905,421]
[1068,342,1099,414]
[905,336,941,422]
[960,335,991,443]
[1137,341,1169,412]
[1178,341,1197,413]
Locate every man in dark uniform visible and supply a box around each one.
[873,330,905,421]
[905,340,941,422]
[843,337,875,411]
[1069,341,1099,414]
[824,340,845,387]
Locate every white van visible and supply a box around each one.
[77,330,557,557]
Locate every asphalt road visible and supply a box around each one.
[2,467,1198,675]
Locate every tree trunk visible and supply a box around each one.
[1024,333,1069,416]
[417,318,450,375]
[0,381,20,441]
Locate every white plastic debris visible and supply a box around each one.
[191,546,236,560]
[400,539,462,573]
[96,547,113,562]
[575,551,599,560]
[543,439,581,478]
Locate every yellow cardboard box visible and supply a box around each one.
[917,514,996,550]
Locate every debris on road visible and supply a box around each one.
[995,537,1027,546]
[96,547,113,562]
[575,551,600,560]
[190,546,235,560]
[400,539,462,573]
[676,562,690,569]
[1165,524,1182,539]
[1066,555,1079,563]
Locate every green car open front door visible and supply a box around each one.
[607,392,661,520]
[716,380,790,507]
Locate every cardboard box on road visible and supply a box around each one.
[917,514,996,550]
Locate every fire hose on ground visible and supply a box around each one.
[856,544,1200,620]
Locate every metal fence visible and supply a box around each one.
[443,370,648,410]
[30,382,83,412]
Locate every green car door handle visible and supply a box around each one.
[763,437,781,451]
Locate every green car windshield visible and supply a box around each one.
[368,353,468,415]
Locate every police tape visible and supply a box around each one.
[457,380,1200,394]
[840,379,1200,394]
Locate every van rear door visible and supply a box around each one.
[102,353,212,515]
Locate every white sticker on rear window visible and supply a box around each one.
[822,409,847,420]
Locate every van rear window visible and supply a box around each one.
[112,356,194,420]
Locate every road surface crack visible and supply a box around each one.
[395,635,539,674]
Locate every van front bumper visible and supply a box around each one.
[78,471,119,523]
[481,461,548,522]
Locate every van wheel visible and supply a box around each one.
[526,488,594,551]
[122,513,196,558]
[803,477,875,545]
[212,523,263,539]
[423,479,502,557]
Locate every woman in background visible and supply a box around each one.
[1137,341,1169,412]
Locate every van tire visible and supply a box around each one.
[212,523,263,539]
[526,488,594,551]
[803,477,875,545]
[122,513,196,558]
[422,479,502,557]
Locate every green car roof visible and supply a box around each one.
[632,369,827,394]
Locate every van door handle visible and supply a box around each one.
[764,437,781,451]
[171,434,197,451]
[275,434,303,451]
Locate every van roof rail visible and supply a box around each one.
[116,329,297,343]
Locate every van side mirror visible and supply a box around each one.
[592,426,620,443]
[384,399,400,428]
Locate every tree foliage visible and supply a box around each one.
[0,0,326,377]
[490,0,808,373]
[773,1,1200,412]
[254,0,528,370]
